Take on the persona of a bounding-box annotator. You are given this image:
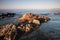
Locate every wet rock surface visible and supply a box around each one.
[0,13,15,19]
[0,13,50,40]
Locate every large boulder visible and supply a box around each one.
[17,13,50,33]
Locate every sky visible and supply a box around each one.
[0,0,60,9]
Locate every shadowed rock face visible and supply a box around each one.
[0,13,15,19]
[0,13,50,40]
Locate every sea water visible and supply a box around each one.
[0,9,60,40]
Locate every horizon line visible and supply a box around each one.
[0,8,60,10]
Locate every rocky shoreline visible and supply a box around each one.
[0,13,50,40]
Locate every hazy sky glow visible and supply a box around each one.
[0,0,60,9]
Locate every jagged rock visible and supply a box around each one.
[17,13,50,33]
[17,13,50,32]
[0,23,17,40]
[17,13,50,23]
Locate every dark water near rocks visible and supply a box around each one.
[0,9,60,40]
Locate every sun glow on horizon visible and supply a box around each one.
[0,0,60,10]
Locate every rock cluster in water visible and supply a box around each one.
[0,13,15,19]
[54,13,60,15]
[0,13,50,40]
